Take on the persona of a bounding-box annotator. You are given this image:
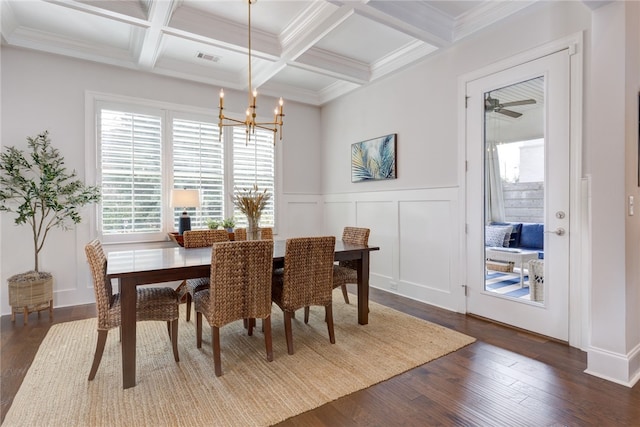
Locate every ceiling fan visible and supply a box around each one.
[485,94,536,118]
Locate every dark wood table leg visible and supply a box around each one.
[357,251,370,325]
[120,278,137,389]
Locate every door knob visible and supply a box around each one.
[545,227,565,236]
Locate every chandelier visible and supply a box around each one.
[218,0,284,143]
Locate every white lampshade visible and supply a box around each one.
[171,189,201,208]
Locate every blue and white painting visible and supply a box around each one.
[351,134,397,182]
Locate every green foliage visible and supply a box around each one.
[207,218,220,229]
[0,131,101,272]
[221,217,235,229]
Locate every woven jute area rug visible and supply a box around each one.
[4,290,475,426]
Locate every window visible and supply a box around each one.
[172,118,223,230]
[100,109,163,235]
[96,99,276,242]
[232,127,275,227]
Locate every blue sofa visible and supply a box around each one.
[491,221,544,259]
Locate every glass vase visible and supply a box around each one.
[247,216,261,240]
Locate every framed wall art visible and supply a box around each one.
[351,133,397,182]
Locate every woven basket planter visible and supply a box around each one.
[486,260,514,273]
[8,271,53,325]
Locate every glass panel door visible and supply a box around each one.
[465,49,570,341]
[484,77,545,303]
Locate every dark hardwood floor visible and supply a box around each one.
[2,288,639,426]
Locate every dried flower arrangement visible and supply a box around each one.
[233,184,270,231]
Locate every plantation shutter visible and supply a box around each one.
[172,118,223,229]
[232,128,275,227]
[100,109,162,235]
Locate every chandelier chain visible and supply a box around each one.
[218,0,284,144]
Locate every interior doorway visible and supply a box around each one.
[465,50,570,341]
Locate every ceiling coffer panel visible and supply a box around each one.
[1,0,538,106]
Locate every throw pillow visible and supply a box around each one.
[501,225,513,247]
[485,225,512,247]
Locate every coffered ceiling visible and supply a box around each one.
[1,0,539,106]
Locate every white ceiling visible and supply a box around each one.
[1,0,540,106]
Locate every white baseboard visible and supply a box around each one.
[585,343,640,387]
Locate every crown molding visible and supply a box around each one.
[453,0,537,41]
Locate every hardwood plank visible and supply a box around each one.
[2,288,639,426]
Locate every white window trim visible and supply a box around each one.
[85,90,281,244]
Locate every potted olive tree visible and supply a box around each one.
[0,131,100,325]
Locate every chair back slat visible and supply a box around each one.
[234,228,247,241]
[232,227,272,241]
[342,227,370,245]
[259,227,273,240]
[340,227,370,270]
[183,229,230,248]
[282,236,335,310]
[208,240,274,326]
[84,239,112,329]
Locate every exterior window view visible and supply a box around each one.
[484,78,547,304]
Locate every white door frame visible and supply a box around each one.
[457,32,586,349]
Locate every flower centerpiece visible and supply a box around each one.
[233,184,270,240]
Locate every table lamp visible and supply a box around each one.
[171,189,201,235]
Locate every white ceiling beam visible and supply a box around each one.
[279,2,352,61]
[370,40,437,81]
[331,0,453,48]
[295,47,370,84]
[136,0,177,69]
[44,0,150,27]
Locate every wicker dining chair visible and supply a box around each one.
[259,227,273,240]
[234,227,272,240]
[180,229,230,321]
[233,228,247,241]
[193,240,274,376]
[332,227,370,304]
[272,236,336,355]
[84,239,179,381]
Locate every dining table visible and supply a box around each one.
[106,239,380,389]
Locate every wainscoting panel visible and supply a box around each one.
[355,200,395,282]
[279,194,324,239]
[399,200,452,292]
[323,187,462,311]
[323,201,356,238]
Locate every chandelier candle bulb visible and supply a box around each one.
[219,89,224,108]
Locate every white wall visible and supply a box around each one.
[585,0,640,386]
[321,0,590,305]
[321,0,638,386]
[0,47,323,313]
